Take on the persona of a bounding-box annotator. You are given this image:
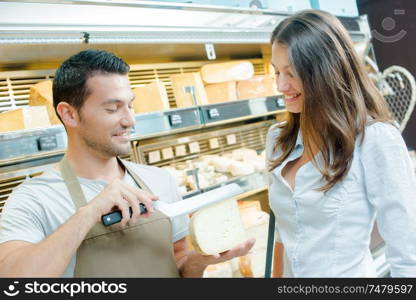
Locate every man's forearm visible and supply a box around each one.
[0,206,97,277]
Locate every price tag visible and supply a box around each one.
[208,108,220,119]
[37,135,58,151]
[162,147,174,160]
[209,138,219,149]
[189,142,200,153]
[169,114,182,126]
[148,150,161,164]
[175,145,187,156]
[226,134,237,145]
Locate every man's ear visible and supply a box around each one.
[56,102,80,128]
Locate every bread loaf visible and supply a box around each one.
[189,198,246,255]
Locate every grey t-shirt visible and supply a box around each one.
[0,161,189,277]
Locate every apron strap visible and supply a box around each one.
[59,155,156,239]
[117,157,153,194]
[59,155,88,209]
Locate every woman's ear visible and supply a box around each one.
[56,102,79,128]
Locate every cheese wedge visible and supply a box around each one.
[201,61,254,84]
[189,198,246,255]
[29,80,61,125]
[132,80,170,113]
[170,73,208,107]
[203,262,233,278]
[237,75,278,100]
[204,81,237,103]
[0,106,51,133]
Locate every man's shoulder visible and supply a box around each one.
[12,167,63,193]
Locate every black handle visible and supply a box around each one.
[101,203,147,226]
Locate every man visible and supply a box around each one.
[0,50,255,277]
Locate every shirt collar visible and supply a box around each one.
[295,129,303,149]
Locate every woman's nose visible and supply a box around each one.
[276,76,291,93]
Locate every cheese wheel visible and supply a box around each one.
[0,106,51,133]
[203,262,233,278]
[229,161,255,177]
[201,61,254,84]
[204,81,237,103]
[244,211,269,277]
[231,148,258,161]
[189,198,246,255]
[244,159,265,171]
[132,80,170,113]
[211,156,234,173]
[237,75,278,100]
[239,255,254,277]
[29,80,61,125]
[170,72,208,107]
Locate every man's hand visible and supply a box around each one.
[85,178,159,226]
[179,238,256,277]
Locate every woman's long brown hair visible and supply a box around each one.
[269,10,393,191]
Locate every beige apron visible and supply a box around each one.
[59,156,180,277]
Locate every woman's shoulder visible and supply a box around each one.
[265,122,285,160]
[359,120,405,154]
[363,121,401,144]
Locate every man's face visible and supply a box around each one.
[76,73,135,158]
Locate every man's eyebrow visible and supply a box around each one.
[101,96,135,105]
[102,99,121,105]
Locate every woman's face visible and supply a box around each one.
[271,42,304,114]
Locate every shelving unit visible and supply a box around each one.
[0,0,387,277]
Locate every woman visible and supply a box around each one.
[267,10,416,277]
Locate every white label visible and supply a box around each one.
[162,147,174,160]
[148,150,161,164]
[226,134,237,145]
[175,145,187,156]
[189,142,200,153]
[209,138,219,149]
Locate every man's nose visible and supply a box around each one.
[121,107,136,128]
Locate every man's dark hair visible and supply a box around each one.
[53,49,130,121]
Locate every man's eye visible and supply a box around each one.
[106,108,117,113]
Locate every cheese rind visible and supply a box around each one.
[201,61,254,84]
[189,198,246,255]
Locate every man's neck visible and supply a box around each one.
[63,145,125,183]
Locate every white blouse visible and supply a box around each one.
[266,121,416,277]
